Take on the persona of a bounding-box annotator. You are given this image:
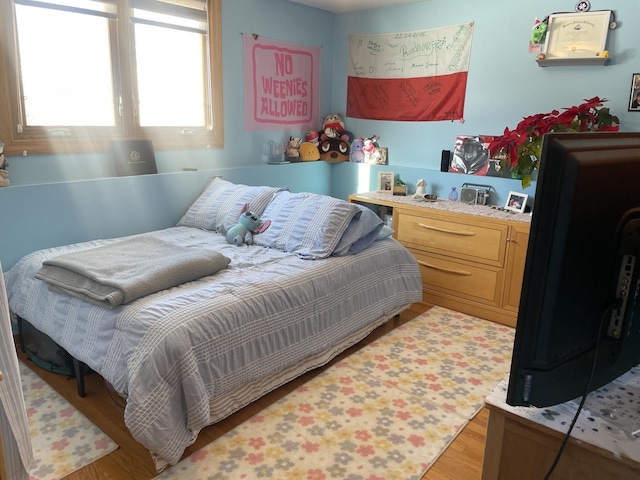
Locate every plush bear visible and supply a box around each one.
[321,113,345,139]
[0,150,9,187]
[217,204,271,246]
[350,137,365,163]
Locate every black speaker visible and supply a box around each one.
[440,150,451,172]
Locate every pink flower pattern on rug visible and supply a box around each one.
[20,361,118,480]
[155,306,514,480]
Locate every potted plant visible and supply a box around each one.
[488,96,620,189]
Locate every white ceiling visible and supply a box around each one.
[287,0,429,13]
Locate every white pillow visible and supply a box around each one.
[254,191,362,259]
[177,178,285,232]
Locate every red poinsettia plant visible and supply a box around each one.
[488,96,620,188]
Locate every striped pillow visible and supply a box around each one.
[177,178,285,232]
[254,191,362,259]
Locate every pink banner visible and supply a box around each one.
[243,35,320,131]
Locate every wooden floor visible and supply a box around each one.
[17,302,490,480]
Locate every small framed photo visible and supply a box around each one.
[629,73,640,111]
[505,191,528,213]
[377,171,394,193]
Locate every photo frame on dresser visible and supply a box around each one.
[377,171,394,193]
[504,191,528,213]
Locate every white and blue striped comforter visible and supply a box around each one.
[4,226,422,468]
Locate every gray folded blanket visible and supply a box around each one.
[35,235,231,309]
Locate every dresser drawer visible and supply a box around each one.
[396,209,508,266]
[412,250,503,306]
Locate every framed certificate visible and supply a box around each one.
[543,11,612,59]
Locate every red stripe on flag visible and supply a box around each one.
[346,72,468,121]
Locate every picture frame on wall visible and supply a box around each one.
[628,73,640,111]
[377,171,394,193]
[542,10,611,60]
[504,191,528,213]
[364,147,388,165]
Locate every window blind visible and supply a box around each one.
[14,0,117,19]
[131,0,207,34]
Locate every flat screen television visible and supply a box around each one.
[506,132,640,408]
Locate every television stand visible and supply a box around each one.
[482,369,640,479]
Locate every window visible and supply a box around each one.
[0,0,223,155]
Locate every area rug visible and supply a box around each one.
[155,306,514,480]
[20,361,119,480]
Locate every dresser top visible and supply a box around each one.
[349,192,533,224]
[485,367,640,463]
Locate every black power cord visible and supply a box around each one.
[543,305,614,479]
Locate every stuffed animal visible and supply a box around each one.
[0,148,9,187]
[322,113,345,139]
[531,17,548,45]
[306,130,320,146]
[319,136,351,162]
[217,204,271,246]
[362,135,379,155]
[285,136,302,160]
[350,137,365,163]
[299,141,320,161]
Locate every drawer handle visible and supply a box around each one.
[418,260,472,276]
[418,223,476,236]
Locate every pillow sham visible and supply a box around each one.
[376,225,395,240]
[332,204,384,256]
[177,177,285,232]
[254,191,362,259]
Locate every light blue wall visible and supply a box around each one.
[1,0,335,270]
[5,0,336,184]
[0,162,329,269]
[3,0,640,269]
[329,0,640,203]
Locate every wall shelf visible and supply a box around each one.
[536,56,610,67]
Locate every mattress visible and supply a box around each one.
[4,226,423,468]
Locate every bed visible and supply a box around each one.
[3,178,423,469]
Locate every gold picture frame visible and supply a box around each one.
[543,10,612,59]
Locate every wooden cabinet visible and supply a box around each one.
[502,223,529,313]
[482,403,640,480]
[348,193,531,327]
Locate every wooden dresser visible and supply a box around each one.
[348,192,531,327]
[482,375,640,479]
